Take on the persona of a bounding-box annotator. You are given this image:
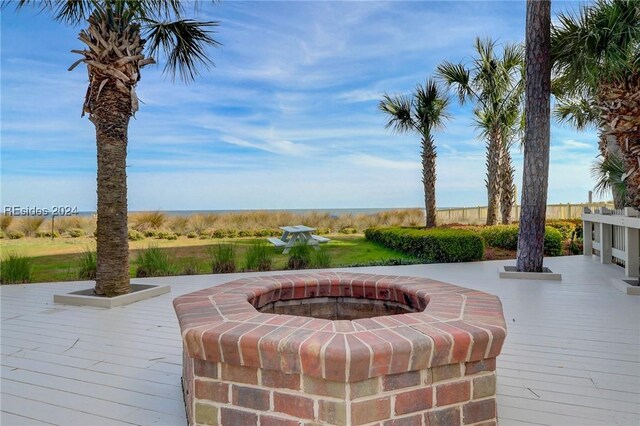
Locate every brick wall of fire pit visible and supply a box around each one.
[174,272,507,425]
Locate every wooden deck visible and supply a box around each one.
[1,256,638,426]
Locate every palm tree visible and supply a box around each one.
[516,0,551,273]
[12,1,220,296]
[552,0,640,208]
[592,150,627,209]
[437,39,524,225]
[379,79,450,228]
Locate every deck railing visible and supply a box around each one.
[582,206,640,277]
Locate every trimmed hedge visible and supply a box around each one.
[477,225,563,256]
[364,227,484,262]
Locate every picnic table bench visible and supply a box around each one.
[267,225,330,253]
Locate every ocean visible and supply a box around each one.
[76,207,425,217]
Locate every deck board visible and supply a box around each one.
[1,256,639,425]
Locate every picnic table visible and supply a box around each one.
[267,225,330,253]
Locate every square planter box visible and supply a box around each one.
[54,283,170,308]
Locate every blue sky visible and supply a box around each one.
[1,1,601,211]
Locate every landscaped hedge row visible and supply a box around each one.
[477,225,563,256]
[364,227,484,262]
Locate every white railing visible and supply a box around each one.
[582,207,640,277]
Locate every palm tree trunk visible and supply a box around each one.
[485,132,502,225]
[91,82,131,297]
[422,137,437,228]
[599,75,640,209]
[499,147,515,224]
[516,0,551,273]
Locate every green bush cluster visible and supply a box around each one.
[77,250,97,280]
[135,245,176,277]
[7,231,25,239]
[244,242,274,271]
[340,227,358,234]
[364,227,484,262]
[1,253,32,284]
[128,229,145,241]
[476,225,563,256]
[35,230,60,238]
[545,220,577,240]
[68,228,86,238]
[208,244,237,273]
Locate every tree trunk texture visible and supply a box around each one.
[92,84,131,297]
[516,0,551,273]
[422,137,437,228]
[599,75,640,209]
[74,15,152,296]
[499,147,515,224]
[485,131,502,225]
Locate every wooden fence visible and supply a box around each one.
[436,202,614,225]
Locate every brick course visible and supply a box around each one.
[176,272,506,425]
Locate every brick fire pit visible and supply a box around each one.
[173,272,506,425]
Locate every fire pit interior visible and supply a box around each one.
[174,272,507,426]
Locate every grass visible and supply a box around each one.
[0,253,33,284]
[1,234,414,283]
[135,245,176,277]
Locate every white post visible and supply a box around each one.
[624,226,639,277]
[600,222,612,264]
[583,207,593,257]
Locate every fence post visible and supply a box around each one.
[600,221,612,264]
[583,207,592,256]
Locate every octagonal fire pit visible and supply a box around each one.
[174,272,506,425]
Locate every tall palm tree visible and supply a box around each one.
[438,39,524,225]
[13,1,220,296]
[516,0,551,273]
[552,0,640,208]
[379,79,450,228]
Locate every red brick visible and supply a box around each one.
[425,406,461,426]
[395,387,433,415]
[382,370,421,391]
[465,358,496,376]
[232,385,270,410]
[463,398,496,424]
[384,415,422,426]
[351,397,391,425]
[436,380,471,406]
[221,363,258,385]
[220,407,257,426]
[195,379,229,403]
[262,369,300,390]
[194,359,218,378]
[273,392,314,419]
[260,414,302,426]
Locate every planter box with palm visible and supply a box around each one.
[438,39,524,225]
[13,1,220,297]
[379,79,450,228]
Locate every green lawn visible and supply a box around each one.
[1,234,416,283]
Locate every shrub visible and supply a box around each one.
[131,210,166,231]
[226,229,238,238]
[157,231,177,240]
[365,227,484,262]
[238,229,253,237]
[244,242,273,271]
[135,245,176,277]
[168,216,190,234]
[7,231,24,240]
[19,216,45,237]
[68,228,85,238]
[1,253,32,284]
[311,247,332,268]
[0,231,4,239]
[544,227,563,256]
[186,231,198,239]
[77,250,97,280]
[208,244,237,273]
[0,214,13,231]
[35,230,60,238]
[128,229,145,241]
[341,258,422,267]
[287,242,313,269]
[546,220,576,240]
[476,225,563,256]
[340,227,358,234]
[144,229,159,238]
[211,229,227,239]
[181,259,201,275]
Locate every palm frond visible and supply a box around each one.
[145,18,221,82]
[553,95,599,130]
[436,61,473,104]
[591,150,627,200]
[414,79,450,133]
[378,94,415,134]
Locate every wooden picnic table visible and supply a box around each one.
[267,225,330,253]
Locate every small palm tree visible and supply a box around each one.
[552,0,640,208]
[438,39,524,225]
[12,1,220,296]
[379,79,450,228]
[591,151,627,209]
